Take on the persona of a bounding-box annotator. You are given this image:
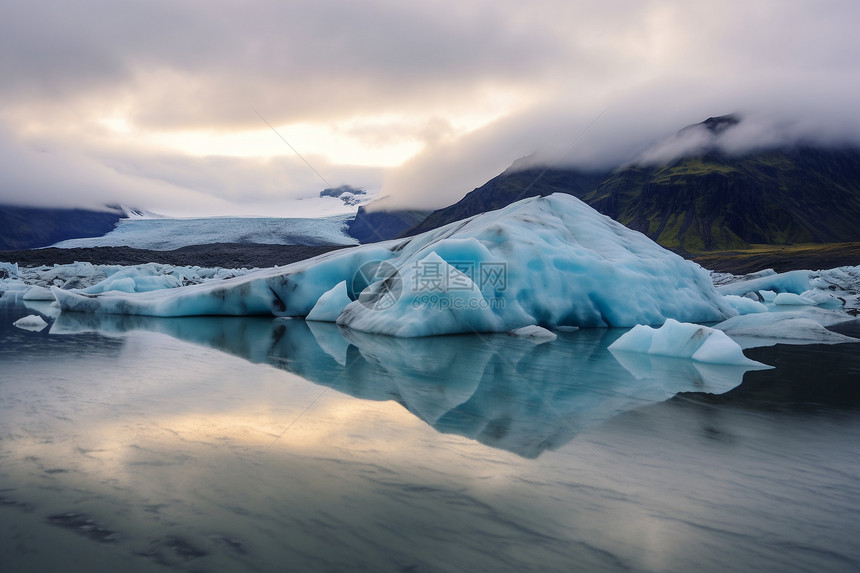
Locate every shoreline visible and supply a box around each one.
[0,243,350,269]
[2,242,860,275]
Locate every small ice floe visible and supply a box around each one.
[773,292,818,306]
[509,325,558,342]
[722,294,768,315]
[715,309,858,348]
[12,314,49,332]
[22,285,56,301]
[609,318,769,368]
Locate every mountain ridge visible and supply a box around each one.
[401,116,860,252]
[0,205,126,250]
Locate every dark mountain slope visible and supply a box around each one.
[407,168,606,237]
[346,205,431,243]
[587,147,860,251]
[401,116,860,251]
[0,205,124,250]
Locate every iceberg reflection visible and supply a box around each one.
[51,313,757,458]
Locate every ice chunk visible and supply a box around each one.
[773,292,817,306]
[722,294,768,315]
[609,318,769,367]
[798,289,841,306]
[509,325,558,342]
[715,309,859,348]
[13,314,48,332]
[0,262,19,279]
[759,290,777,302]
[23,285,56,300]
[52,194,736,336]
[80,266,182,294]
[717,270,812,297]
[306,281,351,322]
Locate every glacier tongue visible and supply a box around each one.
[51,194,736,337]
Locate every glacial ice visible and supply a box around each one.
[722,294,769,315]
[773,292,817,306]
[759,290,777,302]
[0,262,18,279]
[509,325,558,341]
[306,281,352,322]
[717,270,812,297]
[22,285,56,300]
[608,318,769,367]
[47,194,736,337]
[50,215,357,250]
[715,308,859,348]
[13,314,48,332]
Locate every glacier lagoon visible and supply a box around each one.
[2,293,859,572]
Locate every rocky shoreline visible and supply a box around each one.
[0,243,350,269]
[2,242,860,276]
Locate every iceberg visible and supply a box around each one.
[12,314,49,332]
[717,270,812,297]
[715,308,859,348]
[773,292,818,306]
[509,325,558,341]
[722,294,768,315]
[50,195,735,337]
[608,318,769,367]
[22,285,56,301]
[0,262,19,279]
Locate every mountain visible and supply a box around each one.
[582,146,860,251]
[346,203,430,243]
[0,205,126,250]
[406,168,606,237]
[404,116,860,252]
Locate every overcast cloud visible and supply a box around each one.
[1,0,859,215]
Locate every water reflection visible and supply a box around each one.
[51,312,756,458]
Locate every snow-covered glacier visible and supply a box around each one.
[49,194,736,336]
[50,215,357,250]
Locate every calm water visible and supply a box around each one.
[1,293,859,572]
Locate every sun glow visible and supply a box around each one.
[94,103,518,169]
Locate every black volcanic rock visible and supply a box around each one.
[0,205,124,250]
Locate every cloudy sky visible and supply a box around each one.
[2,0,859,216]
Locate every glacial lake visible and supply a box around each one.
[1,293,859,572]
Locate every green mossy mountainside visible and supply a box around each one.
[585,147,860,251]
[405,119,860,252]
